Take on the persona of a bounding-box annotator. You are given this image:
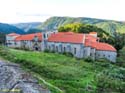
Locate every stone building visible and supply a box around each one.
[6,31,117,62]
[6,33,42,50]
[6,33,20,47]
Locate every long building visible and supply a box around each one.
[6,31,117,62]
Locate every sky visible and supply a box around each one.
[0,0,124,23]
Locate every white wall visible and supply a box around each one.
[6,35,19,47]
[95,50,117,62]
[46,42,84,58]
[83,47,91,58]
[90,48,96,60]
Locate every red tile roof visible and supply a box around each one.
[89,32,97,34]
[48,32,85,44]
[15,33,42,41]
[48,32,116,52]
[12,31,116,52]
[7,33,20,36]
[85,39,116,52]
[95,42,116,52]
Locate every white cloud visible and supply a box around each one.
[0,0,125,23]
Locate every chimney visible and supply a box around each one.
[89,32,97,37]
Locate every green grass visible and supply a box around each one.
[0,46,124,93]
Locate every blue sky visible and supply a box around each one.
[0,0,124,23]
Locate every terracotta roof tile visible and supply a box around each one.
[85,39,116,52]
[13,31,116,52]
[89,32,97,34]
[7,33,20,36]
[15,33,42,41]
[48,32,85,44]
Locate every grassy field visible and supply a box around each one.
[0,46,125,93]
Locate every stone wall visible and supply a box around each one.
[46,42,84,58]
[95,50,117,62]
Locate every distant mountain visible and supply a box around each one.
[13,22,42,32]
[0,23,25,34]
[38,17,125,35]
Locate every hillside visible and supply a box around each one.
[13,22,42,32]
[0,23,25,34]
[0,46,124,93]
[38,17,125,35]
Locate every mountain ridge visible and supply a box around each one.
[13,22,42,32]
[0,23,25,34]
[37,16,125,35]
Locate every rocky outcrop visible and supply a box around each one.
[0,60,50,93]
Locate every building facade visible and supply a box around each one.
[6,31,117,62]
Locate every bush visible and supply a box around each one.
[96,58,109,62]
[84,57,94,63]
[22,47,30,51]
[116,58,125,67]
[95,69,125,93]
[62,52,73,57]
[44,49,50,53]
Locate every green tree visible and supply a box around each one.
[117,46,125,67]
[108,33,125,51]
[0,32,5,44]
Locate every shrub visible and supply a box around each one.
[116,57,125,67]
[84,57,94,63]
[95,69,125,93]
[62,52,73,57]
[96,58,109,62]
[44,49,50,53]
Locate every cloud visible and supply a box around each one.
[0,0,125,23]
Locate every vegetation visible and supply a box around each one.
[26,28,43,34]
[0,46,125,93]
[108,33,125,51]
[0,23,24,34]
[13,22,42,33]
[0,32,5,44]
[38,16,125,35]
[117,46,125,67]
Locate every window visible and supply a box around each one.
[56,46,58,52]
[108,55,110,58]
[48,46,51,50]
[15,42,17,45]
[90,53,92,56]
[43,34,46,39]
[67,45,71,52]
[74,48,76,54]
[59,45,62,52]
[83,50,86,54]
[53,45,55,50]
[64,47,66,52]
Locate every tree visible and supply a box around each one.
[108,32,125,51]
[0,32,5,44]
